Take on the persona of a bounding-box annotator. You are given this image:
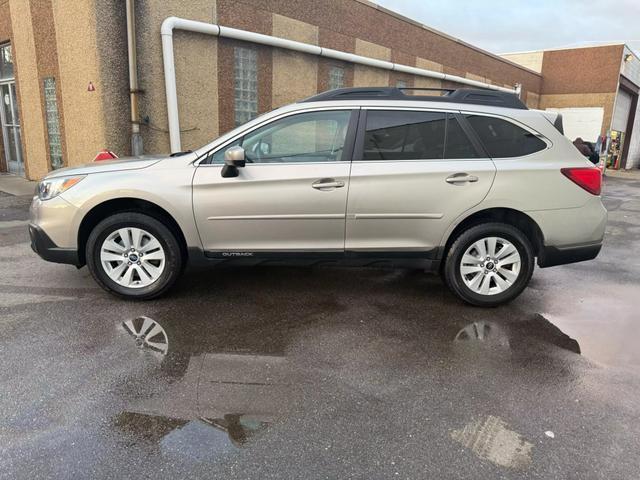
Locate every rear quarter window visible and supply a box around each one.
[465,115,547,158]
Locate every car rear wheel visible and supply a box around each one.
[443,222,534,307]
[86,212,183,300]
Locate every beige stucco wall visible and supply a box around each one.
[353,38,390,86]
[539,92,617,136]
[465,72,489,83]
[526,92,540,109]
[134,1,219,154]
[51,0,106,167]
[413,57,443,89]
[9,0,48,179]
[501,52,544,73]
[271,14,318,108]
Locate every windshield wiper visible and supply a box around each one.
[170,150,193,157]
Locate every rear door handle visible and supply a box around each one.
[312,178,345,190]
[446,174,479,184]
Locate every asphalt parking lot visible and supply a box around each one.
[1,174,639,479]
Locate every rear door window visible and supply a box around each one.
[464,115,546,158]
[362,111,446,160]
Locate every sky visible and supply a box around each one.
[375,0,640,55]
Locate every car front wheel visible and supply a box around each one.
[443,222,534,307]
[86,212,183,300]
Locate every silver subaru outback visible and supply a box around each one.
[29,87,606,307]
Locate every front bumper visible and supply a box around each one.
[29,194,80,263]
[537,242,602,268]
[29,224,80,266]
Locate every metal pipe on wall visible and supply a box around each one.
[160,16,519,153]
[126,0,143,156]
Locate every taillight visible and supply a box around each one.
[561,167,602,195]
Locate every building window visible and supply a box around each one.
[328,66,345,90]
[43,77,63,169]
[234,47,258,127]
[0,43,13,80]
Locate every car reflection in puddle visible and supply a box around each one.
[454,320,510,347]
[113,412,269,460]
[122,316,169,355]
[112,308,584,464]
[454,314,581,355]
[115,316,297,456]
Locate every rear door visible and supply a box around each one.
[193,108,357,254]
[345,109,496,254]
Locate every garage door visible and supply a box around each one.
[612,89,633,132]
[545,107,604,142]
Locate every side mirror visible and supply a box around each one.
[221,146,246,178]
[225,146,246,167]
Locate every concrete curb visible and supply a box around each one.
[0,174,37,196]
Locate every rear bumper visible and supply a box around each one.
[537,242,602,268]
[29,224,80,266]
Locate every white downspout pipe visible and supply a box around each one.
[161,16,519,153]
[161,18,220,153]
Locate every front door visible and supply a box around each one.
[193,109,357,255]
[346,109,496,254]
[0,44,23,176]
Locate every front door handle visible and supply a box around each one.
[446,173,479,184]
[312,178,345,190]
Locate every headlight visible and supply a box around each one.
[37,175,86,201]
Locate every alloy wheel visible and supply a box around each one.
[100,227,166,289]
[459,236,521,296]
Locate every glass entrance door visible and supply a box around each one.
[0,43,23,177]
[0,81,24,176]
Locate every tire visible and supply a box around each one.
[86,212,183,300]
[443,222,534,307]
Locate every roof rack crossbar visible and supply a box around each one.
[300,87,528,110]
[397,87,455,94]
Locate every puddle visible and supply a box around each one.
[114,316,295,458]
[110,311,586,468]
[113,411,267,460]
[453,315,581,356]
[510,314,580,354]
[451,415,533,470]
[160,419,238,460]
[201,415,270,447]
[541,286,640,368]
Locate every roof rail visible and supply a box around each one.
[300,87,528,110]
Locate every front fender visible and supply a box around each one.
[59,166,200,249]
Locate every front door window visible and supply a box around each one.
[210,110,352,164]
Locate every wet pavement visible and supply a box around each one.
[1,175,639,479]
